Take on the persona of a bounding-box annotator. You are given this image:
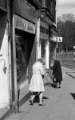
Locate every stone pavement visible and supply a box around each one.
[1,66,75,120]
[0,79,29,120]
[0,107,10,120]
[66,71,75,79]
[62,67,75,78]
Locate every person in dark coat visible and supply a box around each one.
[51,59,62,88]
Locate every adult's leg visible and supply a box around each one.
[53,78,57,88]
[58,81,61,88]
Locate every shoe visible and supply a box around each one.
[39,103,43,106]
[58,83,61,88]
[58,85,61,88]
[29,100,33,105]
[39,101,43,106]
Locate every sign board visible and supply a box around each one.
[14,15,35,34]
[73,46,75,49]
[56,37,63,42]
[50,36,63,42]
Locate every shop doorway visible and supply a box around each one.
[15,29,35,84]
[41,40,46,59]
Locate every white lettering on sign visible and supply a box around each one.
[14,15,35,34]
[50,36,63,42]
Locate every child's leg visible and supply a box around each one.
[29,92,35,105]
[39,92,43,105]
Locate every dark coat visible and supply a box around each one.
[52,60,62,82]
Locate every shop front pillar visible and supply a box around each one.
[36,18,41,60]
[45,40,49,69]
[12,16,18,112]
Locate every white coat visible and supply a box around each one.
[29,61,45,92]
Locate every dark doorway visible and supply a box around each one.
[15,29,35,84]
[41,40,46,59]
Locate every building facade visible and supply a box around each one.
[0,0,56,110]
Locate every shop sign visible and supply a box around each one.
[56,37,63,42]
[14,15,35,34]
[50,36,63,42]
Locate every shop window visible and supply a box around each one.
[15,29,35,83]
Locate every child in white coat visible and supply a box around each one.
[29,58,45,105]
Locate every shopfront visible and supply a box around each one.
[13,15,36,96]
